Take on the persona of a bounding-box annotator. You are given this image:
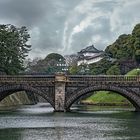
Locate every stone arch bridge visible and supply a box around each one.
[0,74,140,112]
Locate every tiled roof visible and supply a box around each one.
[79,45,101,53]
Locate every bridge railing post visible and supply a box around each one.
[54,73,66,112]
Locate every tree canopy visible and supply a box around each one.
[27,53,66,74]
[105,23,140,63]
[0,24,31,74]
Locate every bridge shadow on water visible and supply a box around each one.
[0,102,137,120]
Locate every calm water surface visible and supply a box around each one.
[0,103,140,140]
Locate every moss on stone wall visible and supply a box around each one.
[0,92,33,106]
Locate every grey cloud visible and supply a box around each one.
[0,0,140,59]
[94,0,118,11]
[70,17,112,53]
[0,0,81,58]
[0,0,50,27]
[64,0,140,55]
[29,0,82,55]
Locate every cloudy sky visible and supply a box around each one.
[0,0,140,59]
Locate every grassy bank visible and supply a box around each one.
[81,91,131,106]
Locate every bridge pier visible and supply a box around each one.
[54,73,66,112]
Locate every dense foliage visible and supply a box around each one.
[105,23,140,63]
[27,53,65,74]
[106,64,121,75]
[89,58,113,75]
[0,24,31,74]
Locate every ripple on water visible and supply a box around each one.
[0,103,140,140]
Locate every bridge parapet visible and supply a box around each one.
[0,75,55,84]
[0,75,139,83]
[67,75,140,83]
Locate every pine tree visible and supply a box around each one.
[0,24,31,74]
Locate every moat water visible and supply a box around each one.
[0,103,140,140]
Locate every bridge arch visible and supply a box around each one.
[65,85,140,111]
[0,84,54,108]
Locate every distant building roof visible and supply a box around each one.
[77,45,104,65]
[78,45,102,53]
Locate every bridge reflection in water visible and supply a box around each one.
[0,74,140,112]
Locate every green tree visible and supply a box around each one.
[45,53,64,61]
[69,65,79,74]
[28,53,66,74]
[105,23,140,67]
[0,24,31,74]
[132,23,140,38]
[135,49,140,63]
[90,58,112,75]
[105,34,132,60]
[106,65,121,75]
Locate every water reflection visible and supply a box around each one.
[0,103,140,140]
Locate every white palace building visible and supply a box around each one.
[77,45,104,66]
